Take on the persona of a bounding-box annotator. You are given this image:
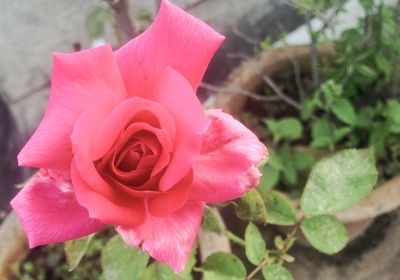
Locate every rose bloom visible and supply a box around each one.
[11,0,266,272]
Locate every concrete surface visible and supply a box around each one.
[0,0,277,134]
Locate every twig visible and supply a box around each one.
[221,230,245,247]
[245,226,298,280]
[184,0,209,11]
[282,46,306,102]
[245,255,271,280]
[305,11,320,88]
[232,24,260,49]
[200,82,281,102]
[106,0,136,45]
[315,4,342,35]
[261,75,301,110]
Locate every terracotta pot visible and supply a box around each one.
[210,44,400,242]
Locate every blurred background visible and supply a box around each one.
[1,0,400,279]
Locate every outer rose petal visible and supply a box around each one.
[190,110,267,203]
[147,171,193,217]
[18,45,127,170]
[115,0,224,96]
[116,200,204,273]
[10,169,105,248]
[152,67,209,191]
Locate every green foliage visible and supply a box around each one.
[387,100,400,133]
[331,98,357,126]
[292,150,316,171]
[262,264,293,280]
[235,189,268,224]
[301,215,349,254]
[201,206,222,234]
[202,252,246,280]
[141,263,180,280]
[310,119,334,148]
[263,191,297,225]
[260,145,315,193]
[301,148,377,215]
[265,117,303,143]
[245,223,266,265]
[258,163,280,191]
[65,234,95,271]
[101,235,149,280]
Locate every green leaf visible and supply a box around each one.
[387,100,400,133]
[333,127,352,142]
[320,79,343,102]
[369,124,389,156]
[301,97,319,120]
[263,191,296,225]
[281,164,297,186]
[101,235,149,280]
[244,223,266,265]
[201,206,222,234]
[258,164,280,191]
[357,64,378,80]
[279,143,298,185]
[331,98,357,126]
[293,151,315,171]
[202,252,246,280]
[266,117,303,142]
[375,52,392,77]
[274,235,284,250]
[357,106,376,128]
[300,148,377,215]
[64,234,95,271]
[310,119,333,148]
[269,150,285,171]
[262,264,293,280]
[235,189,268,224]
[141,262,180,280]
[300,215,349,254]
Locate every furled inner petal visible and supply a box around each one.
[92,97,176,161]
[95,122,173,190]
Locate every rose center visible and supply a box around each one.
[114,142,149,172]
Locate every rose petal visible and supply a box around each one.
[10,169,105,248]
[117,200,204,273]
[115,0,224,95]
[152,67,209,191]
[18,45,126,170]
[71,161,146,227]
[148,170,193,217]
[190,110,267,202]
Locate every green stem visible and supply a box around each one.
[246,225,299,279]
[221,230,245,247]
[245,254,271,280]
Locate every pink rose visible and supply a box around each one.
[11,0,266,272]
